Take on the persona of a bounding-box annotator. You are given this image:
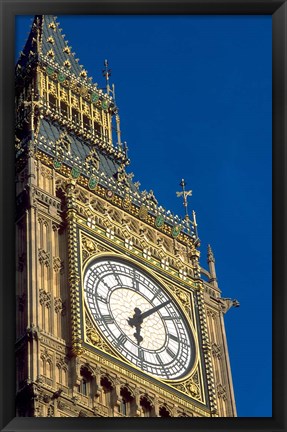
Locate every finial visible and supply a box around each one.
[102,59,111,94]
[207,244,217,286]
[123,142,129,160]
[192,210,199,240]
[176,179,192,227]
[111,83,116,100]
[207,244,215,263]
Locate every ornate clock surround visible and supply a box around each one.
[70,205,213,413]
[82,251,198,380]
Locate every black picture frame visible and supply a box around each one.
[1,1,286,431]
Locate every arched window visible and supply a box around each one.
[140,395,153,417]
[80,378,87,396]
[46,360,52,379]
[100,376,114,407]
[120,398,127,416]
[79,366,93,398]
[119,386,134,416]
[159,405,171,417]
[55,365,61,384]
[62,367,68,386]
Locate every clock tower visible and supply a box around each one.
[15,15,238,418]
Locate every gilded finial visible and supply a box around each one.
[176,179,192,224]
[102,59,111,94]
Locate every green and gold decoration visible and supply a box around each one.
[57,72,66,83]
[101,99,109,110]
[46,66,54,76]
[155,214,165,228]
[88,175,98,190]
[172,225,182,238]
[53,158,62,170]
[71,166,81,179]
[91,92,99,103]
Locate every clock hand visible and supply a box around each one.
[133,324,143,346]
[127,307,144,345]
[140,299,171,320]
[127,300,171,345]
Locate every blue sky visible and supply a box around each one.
[15,14,272,417]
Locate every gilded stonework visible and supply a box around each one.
[173,371,203,402]
[15,14,237,418]
[85,314,115,356]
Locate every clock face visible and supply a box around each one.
[84,257,196,380]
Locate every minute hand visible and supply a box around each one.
[140,299,171,320]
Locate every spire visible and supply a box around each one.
[207,244,218,287]
[16,15,90,82]
[102,59,111,94]
[207,244,215,263]
[16,16,42,72]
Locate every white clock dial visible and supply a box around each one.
[84,257,196,380]
[109,289,166,350]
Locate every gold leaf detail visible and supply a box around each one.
[63,46,71,54]
[47,36,55,44]
[63,60,71,69]
[173,371,203,402]
[47,49,55,58]
[48,22,56,30]
[85,314,115,356]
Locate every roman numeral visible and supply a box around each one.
[137,347,144,369]
[114,273,122,286]
[102,315,114,325]
[169,334,179,343]
[138,347,144,360]
[163,315,181,321]
[117,334,128,346]
[96,295,107,303]
[168,333,189,347]
[91,269,100,279]
[101,278,112,290]
[150,288,161,302]
[166,347,176,359]
[156,353,164,366]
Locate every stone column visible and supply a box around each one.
[65,181,83,356]
[207,245,218,288]
[134,388,142,417]
[196,282,217,415]
[153,396,160,417]
[113,378,122,415]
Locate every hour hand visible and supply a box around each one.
[127,307,143,345]
[127,307,143,327]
